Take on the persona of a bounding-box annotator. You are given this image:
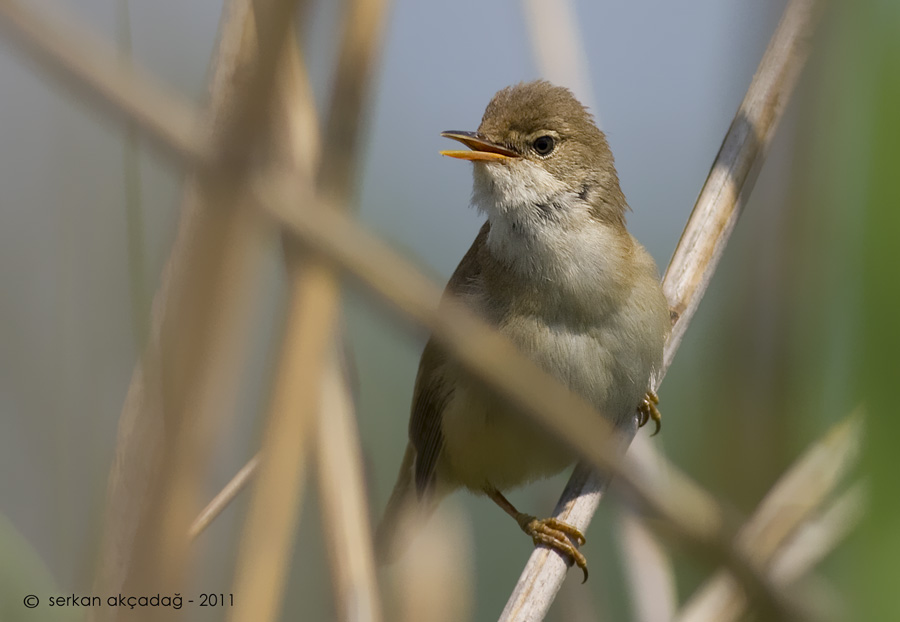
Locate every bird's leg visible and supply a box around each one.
[484,486,588,582]
[637,390,662,436]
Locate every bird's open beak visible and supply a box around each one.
[440,131,519,161]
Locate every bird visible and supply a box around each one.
[376,80,670,580]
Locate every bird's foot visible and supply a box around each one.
[516,514,588,582]
[637,390,661,436]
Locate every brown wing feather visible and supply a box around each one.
[409,222,490,495]
[409,340,449,495]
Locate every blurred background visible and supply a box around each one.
[0,0,896,620]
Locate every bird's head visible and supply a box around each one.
[441,81,627,231]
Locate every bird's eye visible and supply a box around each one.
[532,135,555,156]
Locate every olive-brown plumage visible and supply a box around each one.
[377,81,670,577]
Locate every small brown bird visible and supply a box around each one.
[377,81,669,579]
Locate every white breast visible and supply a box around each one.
[437,159,668,492]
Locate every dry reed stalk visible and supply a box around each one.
[0,1,809,616]
[521,0,596,115]
[771,482,865,585]
[661,0,819,368]
[315,355,383,622]
[230,259,339,622]
[189,453,260,540]
[616,436,678,622]
[393,504,474,622]
[675,413,862,622]
[500,0,820,618]
[617,512,678,622]
[0,0,201,161]
[303,1,390,619]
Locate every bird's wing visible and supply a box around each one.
[409,339,450,496]
[409,221,490,495]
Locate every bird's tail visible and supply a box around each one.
[375,443,440,564]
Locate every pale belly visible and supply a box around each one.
[437,315,647,492]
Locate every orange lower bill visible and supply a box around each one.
[439,150,512,161]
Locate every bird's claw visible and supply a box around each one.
[517,514,589,582]
[637,390,662,436]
